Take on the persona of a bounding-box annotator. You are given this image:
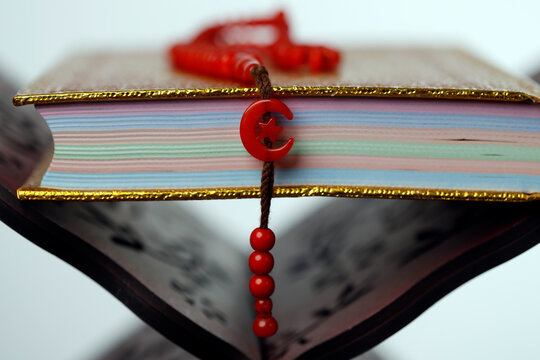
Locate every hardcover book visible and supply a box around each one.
[13,48,540,202]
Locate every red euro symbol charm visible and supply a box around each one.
[240,99,294,162]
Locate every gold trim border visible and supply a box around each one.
[13,87,540,106]
[17,185,539,202]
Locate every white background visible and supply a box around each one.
[1,1,540,359]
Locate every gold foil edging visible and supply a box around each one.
[13,86,540,106]
[16,185,539,202]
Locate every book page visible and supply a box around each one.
[26,200,259,359]
[0,74,51,192]
[267,197,537,359]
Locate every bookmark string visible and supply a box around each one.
[250,65,274,229]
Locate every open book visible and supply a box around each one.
[2,74,540,359]
[14,48,540,202]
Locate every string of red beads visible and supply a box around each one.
[169,12,340,84]
[249,228,278,337]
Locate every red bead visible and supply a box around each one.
[232,52,262,82]
[249,275,275,298]
[170,45,261,82]
[321,46,340,71]
[250,228,275,251]
[249,251,274,274]
[254,298,273,314]
[308,47,324,73]
[253,316,278,337]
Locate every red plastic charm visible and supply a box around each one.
[240,99,294,162]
